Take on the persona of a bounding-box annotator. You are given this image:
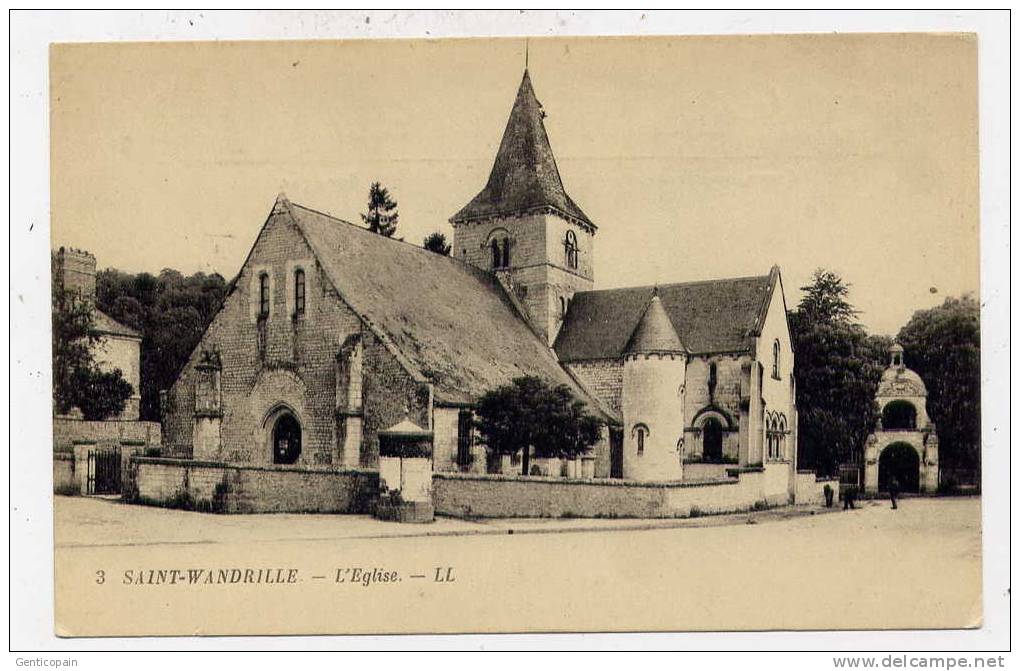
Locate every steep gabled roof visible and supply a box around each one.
[450,70,595,229]
[625,291,685,354]
[554,273,776,361]
[93,308,141,339]
[281,198,616,421]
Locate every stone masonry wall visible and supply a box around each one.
[162,208,423,469]
[53,418,161,453]
[127,457,378,514]
[433,468,794,519]
[565,359,624,414]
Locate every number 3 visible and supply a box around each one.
[95,570,105,585]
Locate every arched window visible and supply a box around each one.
[272,412,301,465]
[702,418,723,462]
[294,268,306,315]
[772,339,781,379]
[258,273,270,318]
[491,239,501,269]
[633,424,649,456]
[501,238,511,268]
[559,296,568,318]
[882,400,917,430]
[564,230,578,269]
[708,361,718,397]
[490,234,511,269]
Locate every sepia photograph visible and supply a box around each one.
[8,8,1010,657]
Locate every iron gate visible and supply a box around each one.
[87,448,121,495]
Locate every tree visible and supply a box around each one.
[51,278,133,420]
[95,267,228,421]
[73,366,135,421]
[423,232,452,255]
[789,270,886,476]
[797,268,859,324]
[897,295,980,479]
[361,181,399,237]
[474,376,603,476]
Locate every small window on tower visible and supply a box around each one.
[633,424,649,456]
[772,339,781,380]
[564,230,578,269]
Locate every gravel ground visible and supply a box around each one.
[53,495,982,636]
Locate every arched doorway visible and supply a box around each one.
[878,442,919,493]
[702,418,723,463]
[882,400,917,430]
[272,413,302,465]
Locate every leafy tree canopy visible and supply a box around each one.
[897,294,980,475]
[423,232,452,255]
[361,181,399,237]
[790,269,885,476]
[474,376,602,476]
[95,267,228,421]
[51,276,133,420]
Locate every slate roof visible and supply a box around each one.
[625,292,685,354]
[554,272,778,361]
[449,70,595,229]
[93,308,141,339]
[282,198,616,421]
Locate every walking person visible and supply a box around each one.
[888,476,900,510]
[843,483,857,510]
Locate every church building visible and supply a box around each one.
[161,70,798,490]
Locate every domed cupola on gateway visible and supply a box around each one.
[449,69,596,345]
[864,343,940,495]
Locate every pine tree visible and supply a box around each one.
[360,182,399,237]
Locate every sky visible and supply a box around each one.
[50,33,978,335]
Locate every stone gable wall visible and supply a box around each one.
[162,210,426,468]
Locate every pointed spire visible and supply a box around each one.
[626,292,685,355]
[450,70,595,230]
[272,191,291,215]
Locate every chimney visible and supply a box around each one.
[53,246,98,304]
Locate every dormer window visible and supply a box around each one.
[294,268,306,316]
[564,230,578,269]
[258,273,270,318]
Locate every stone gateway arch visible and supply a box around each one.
[864,344,939,495]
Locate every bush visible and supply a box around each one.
[54,481,80,496]
[688,506,704,518]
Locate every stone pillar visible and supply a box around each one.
[192,350,223,460]
[374,419,434,523]
[863,436,879,495]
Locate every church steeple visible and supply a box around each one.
[450,70,595,230]
[450,69,596,347]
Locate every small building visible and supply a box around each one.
[53,247,143,420]
[52,247,161,495]
[863,344,940,494]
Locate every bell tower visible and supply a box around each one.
[450,70,596,346]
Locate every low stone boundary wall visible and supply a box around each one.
[794,471,839,506]
[433,467,801,519]
[125,457,379,514]
[53,417,161,453]
[53,453,77,495]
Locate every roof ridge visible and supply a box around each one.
[287,200,494,279]
[574,273,772,297]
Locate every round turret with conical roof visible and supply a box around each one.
[621,289,687,481]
